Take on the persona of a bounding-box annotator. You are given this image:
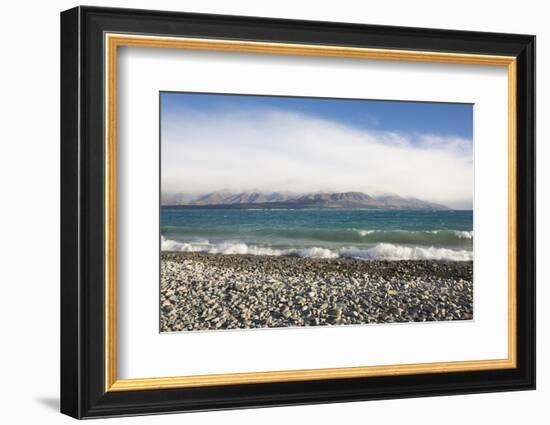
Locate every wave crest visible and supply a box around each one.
[454,230,474,239]
[342,243,472,261]
[297,247,339,259]
[355,228,473,243]
[161,237,472,261]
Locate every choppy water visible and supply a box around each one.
[161,208,473,261]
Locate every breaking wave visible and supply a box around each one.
[354,229,473,244]
[339,244,472,261]
[161,237,472,261]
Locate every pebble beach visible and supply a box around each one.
[160,252,473,332]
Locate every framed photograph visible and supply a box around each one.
[60,6,535,419]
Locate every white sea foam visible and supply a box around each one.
[161,237,283,256]
[161,237,472,261]
[454,230,474,239]
[297,247,339,259]
[212,242,283,256]
[161,236,205,252]
[424,230,474,239]
[357,229,375,236]
[341,243,473,261]
[355,228,474,240]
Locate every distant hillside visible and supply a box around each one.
[192,190,295,205]
[162,190,449,210]
[292,192,385,209]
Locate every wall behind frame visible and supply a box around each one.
[0,1,543,424]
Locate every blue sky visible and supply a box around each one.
[161,92,473,141]
[161,92,473,209]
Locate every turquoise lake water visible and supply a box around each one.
[161,208,473,261]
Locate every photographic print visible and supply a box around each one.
[160,92,474,332]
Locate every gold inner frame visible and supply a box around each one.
[104,33,518,392]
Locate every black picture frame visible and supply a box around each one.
[61,5,535,419]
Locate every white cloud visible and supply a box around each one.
[161,109,473,209]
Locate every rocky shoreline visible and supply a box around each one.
[160,252,473,332]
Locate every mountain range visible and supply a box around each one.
[162,190,449,210]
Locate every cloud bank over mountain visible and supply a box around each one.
[162,108,473,209]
